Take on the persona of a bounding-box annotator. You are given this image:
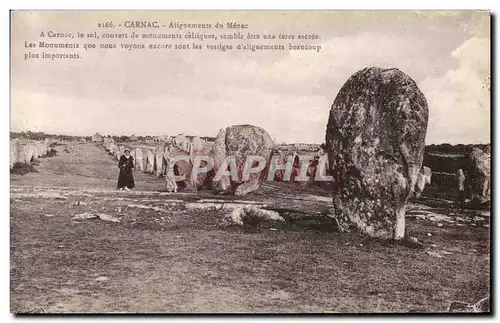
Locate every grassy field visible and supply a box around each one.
[10,142,490,313]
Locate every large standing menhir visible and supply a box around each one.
[325,67,429,240]
[211,124,275,196]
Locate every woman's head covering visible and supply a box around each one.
[124,148,131,153]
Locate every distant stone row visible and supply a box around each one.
[92,66,490,241]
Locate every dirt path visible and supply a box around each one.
[11,142,164,191]
[10,142,490,313]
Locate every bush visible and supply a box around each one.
[10,162,38,175]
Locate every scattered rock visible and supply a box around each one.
[197,199,267,205]
[11,192,68,200]
[185,202,269,212]
[95,276,109,282]
[72,212,97,221]
[71,212,120,223]
[96,213,120,223]
[437,223,443,227]
[266,290,291,300]
[425,212,455,223]
[127,204,168,213]
[221,206,285,226]
[448,296,490,312]
[427,233,432,237]
[44,214,55,217]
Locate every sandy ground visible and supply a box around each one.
[10,142,490,313]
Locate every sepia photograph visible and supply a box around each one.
[9,10,491,314]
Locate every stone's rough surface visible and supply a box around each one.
[210,125,275,196]
[220,206,285,226]
[154,151,165,178]
[133,148,144,172]
[190,136,207,155]
[325,67,429,240]
[163,144,198,191]
[21,142,36,164]
[210,128,230,192]
[466,147,491,205]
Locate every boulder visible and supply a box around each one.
[145,150,155,174]
[456,168,466,192]
[33,141,47,159]
[133,148,144,172]
[154,151,165,177]
[173,134,190,152]
[108,143,118,157]
[167,143,216,192]
[103,137,114,151]
[10,139,20,169]
[21,142,36,164]
[414,166,432,198]
[92,132,103,142]
[210,124,275,196]
[325,67,429,240]
[466,148,490,205]
[270,149,286,181]
[220,206,285,226]
[163,152,192,192]
[190,136,207,155]
[211,128,230,192]
[44,138,52,147]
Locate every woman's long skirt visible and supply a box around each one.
[118,168,135,189]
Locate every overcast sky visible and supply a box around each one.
[11,11,490,144]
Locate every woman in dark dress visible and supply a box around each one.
[117,149,135,190]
